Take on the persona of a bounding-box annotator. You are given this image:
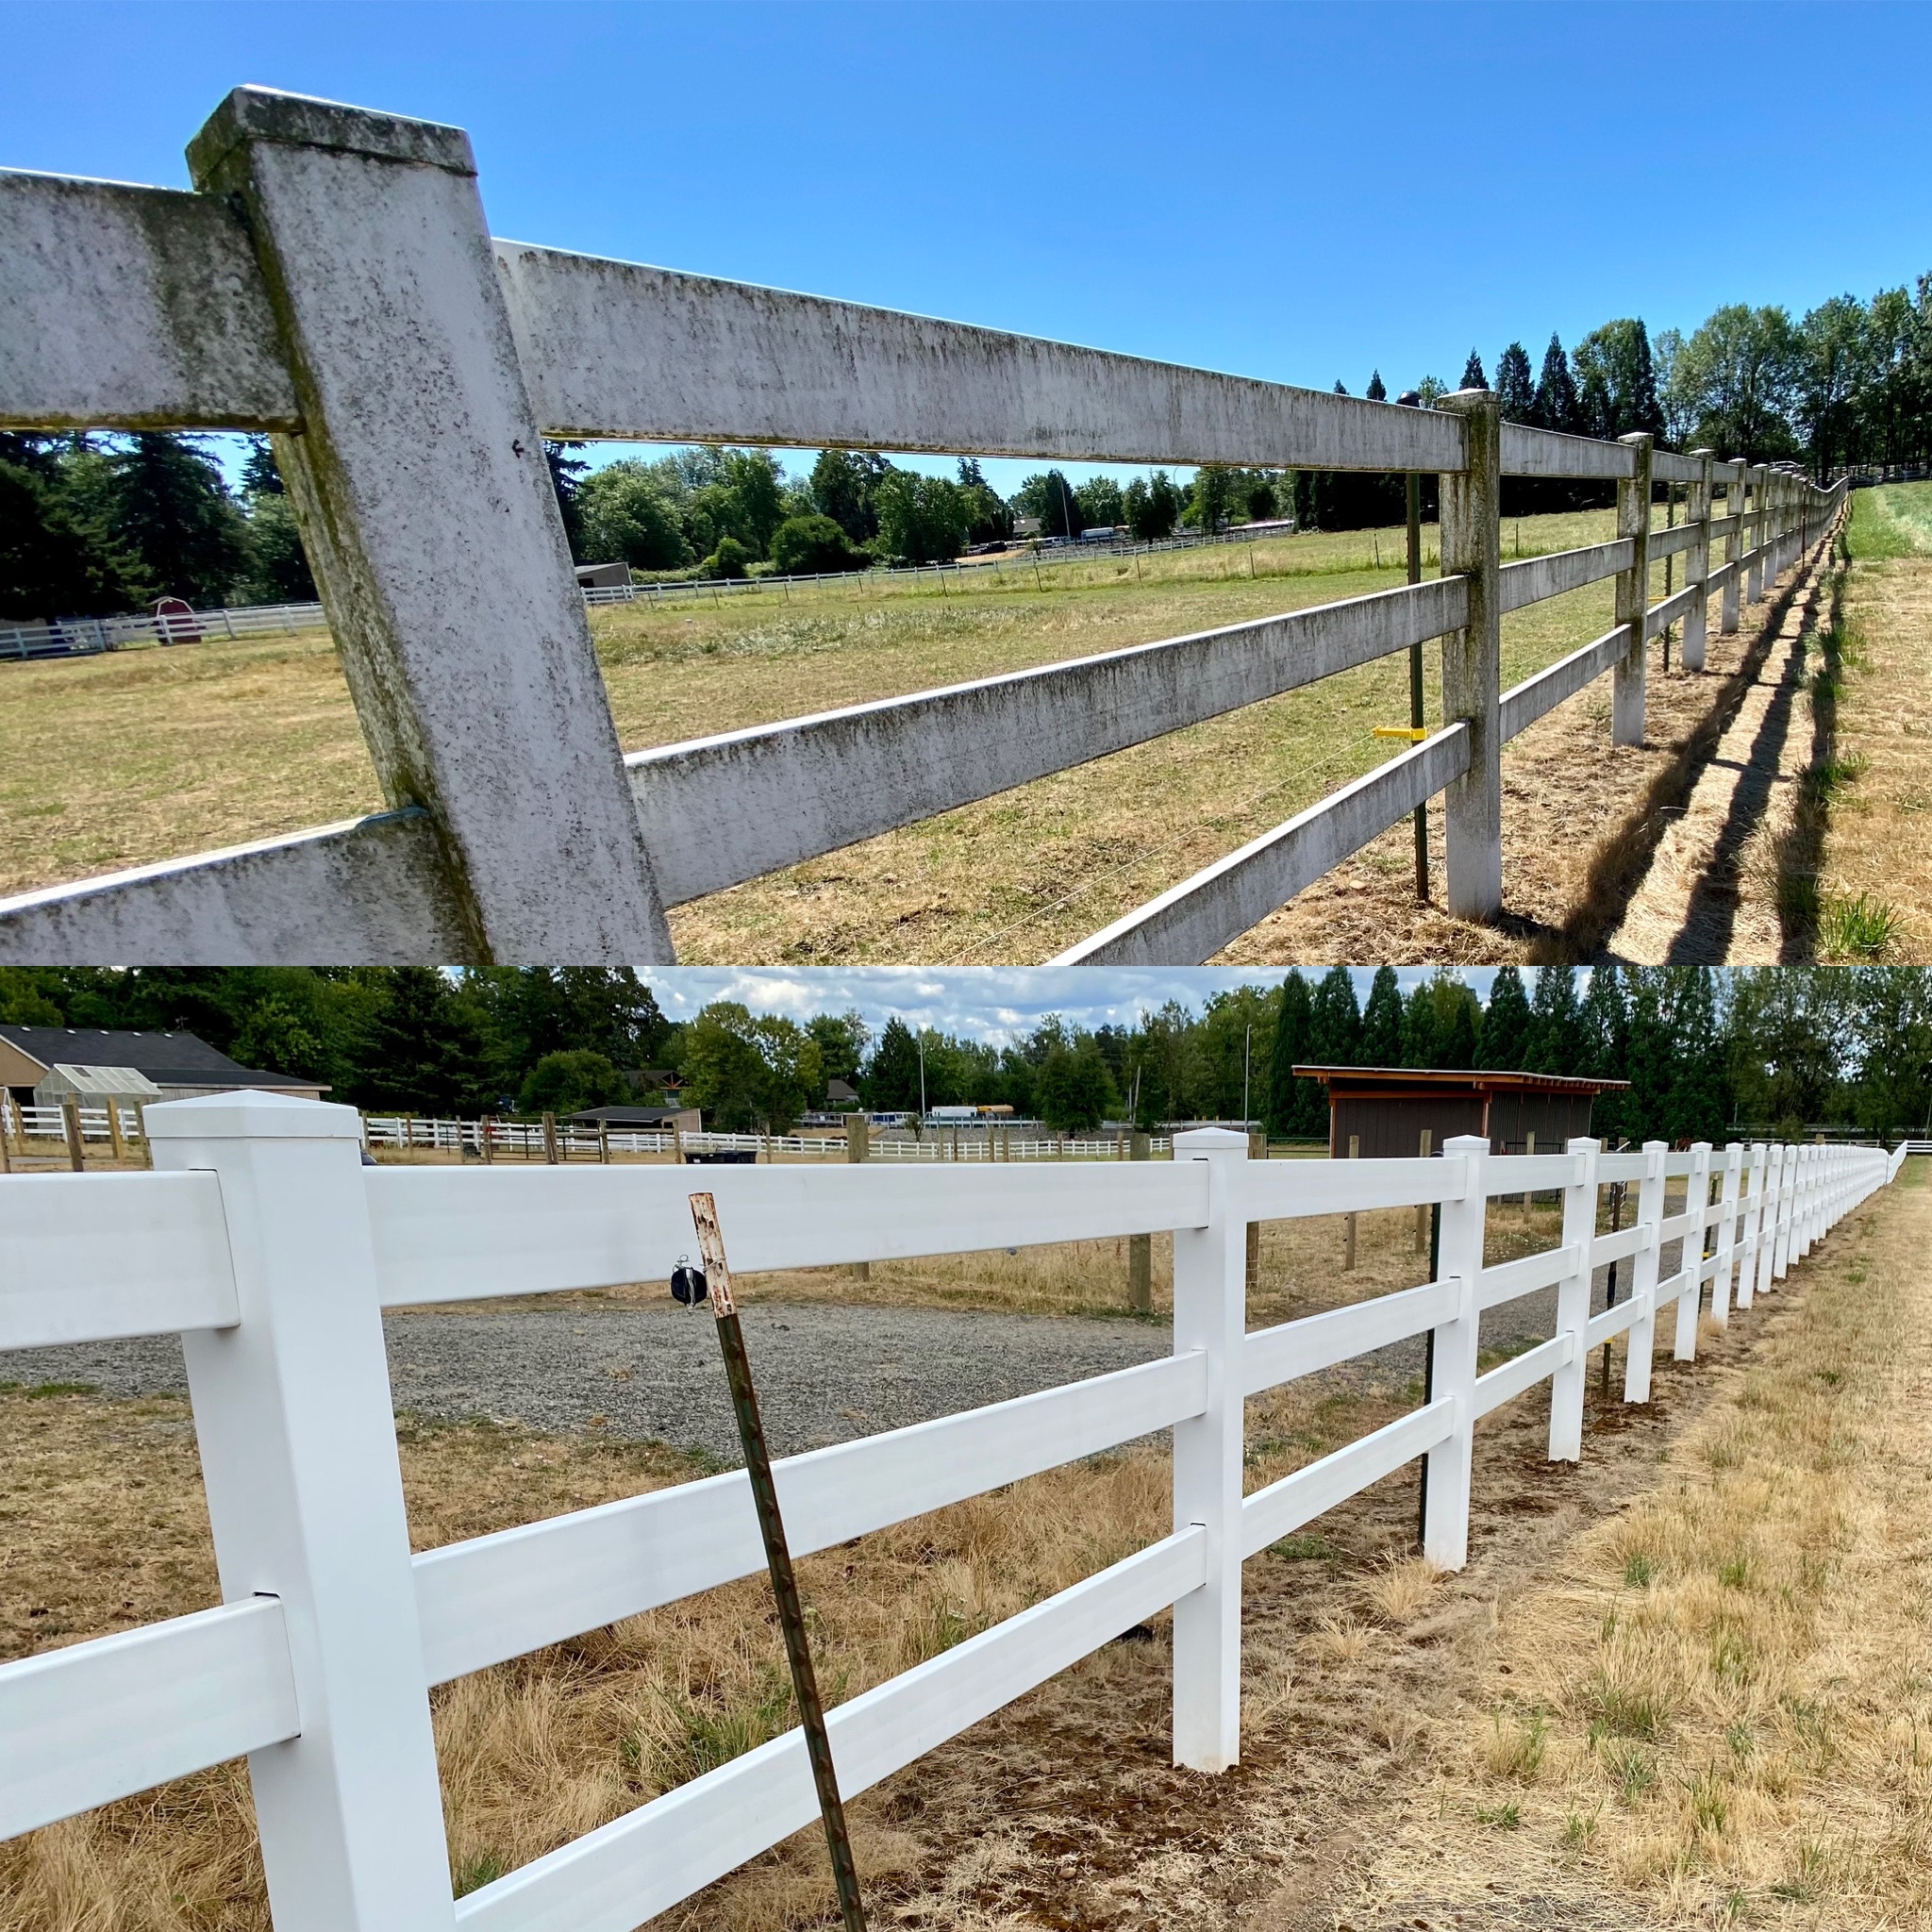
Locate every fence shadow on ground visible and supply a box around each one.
[1531,552,1821,965]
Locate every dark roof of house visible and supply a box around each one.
[1292,1065,1628,1094]
[0,1024,320,1090]
[826,1078,859,1101]
[570,1104,698,1125]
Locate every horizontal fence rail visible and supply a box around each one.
[0,1090,1901,1932]
[0,85,1849,963]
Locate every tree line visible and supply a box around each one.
[6,967,1929,1146]
[6,268,1927,621]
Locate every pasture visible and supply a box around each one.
[2,507,1760,963]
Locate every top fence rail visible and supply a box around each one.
[0,87,1846,965]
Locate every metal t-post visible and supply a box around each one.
[687,1194,866,1932]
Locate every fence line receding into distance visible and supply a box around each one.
[0,1089,1902,1932]
[0,86,1846,963]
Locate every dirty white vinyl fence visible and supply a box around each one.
[0,85,1846,964]
[0,1090,1900,1932]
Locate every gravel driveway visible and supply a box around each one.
[1,1247,1676,1464]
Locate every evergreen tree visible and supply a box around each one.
[237,493,318,603]
[355,967,486,1116]
[864,1017,924,1110]
[1581,964,1633,1144]
[1437,988,1479,1068]
[1401,981,1439,1069]
[0,454,125,618]
[1494,342,1536,423]
[1265,972,1316,1137]
[1460,349,1488,391]
[1532,334,1584,435]
[544,441,590,560]
[1624,972,1674,1144]
[1525,967,1587,1074]
[1307,965,1362,1069]
[240,437,285,495]
[1366,371,1388,402]
[1359,965,1404,1065]
[75,434,248,607]
[1667,967,1728,1144]
[1479,967,1531,1070]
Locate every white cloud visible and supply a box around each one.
[643,965,1525,1045]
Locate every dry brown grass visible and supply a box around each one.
[0,508,1741,966]
[1814,491,1932,959]
[1323,1160,1932,1929]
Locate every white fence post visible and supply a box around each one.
[1757,1144,1785,1299]
[1774,1145,1800,1279]
[1436,390,1503,919]
[1709,1142,1742,1324]
[185,87,671,962]
[147,1091,455,1932]
[1548,1135,1598,1461]
[1624,1141,1668,1403]
[1682,450,1714,671]
[1612,432,1655,745]
[1746,465,1769,604]
[1673,1141,1712,1360]
[1170,1125,1249,1773]
[1423,1133,1487,1570]
[1722,459,1745,634]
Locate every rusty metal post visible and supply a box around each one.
[687,1194,867,1932]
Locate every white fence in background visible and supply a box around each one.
[0,85,1845,964]
[0,600,328,660]
[0,1091,1900,1932]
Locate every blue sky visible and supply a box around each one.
[8,2,1927,499]
[646,966,1519,1043]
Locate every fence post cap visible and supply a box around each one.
[189,85,475,186]
[145,1089,364,1141]
[1173,1126,1249,1156]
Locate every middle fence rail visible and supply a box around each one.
[0,1090,1901,1932]
[0,85,1848,963]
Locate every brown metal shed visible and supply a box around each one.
[1291,1067,1629,1159]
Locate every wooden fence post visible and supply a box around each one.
[1129,1129,1153,1313]
[1423,1133,1487,1571]
[1673,1141,1712,1360]
[1623,1141,1668,1403]
[1343,1132,1359,1271]
[147,1091,457,1932]
[1682,451,1714,672]
[184,87,671,962]
[1245,1130,1265,1290]
[541,1112,559,1165]
[1171,1126,1249,1772]
[134,1099,153,1169]
[1612,433,1655,746]
[61,1097,85,1172]
[1414,1127,1433,1253]
[846,1115,870,1282]
[1548,1135,1598,1462]
[105,1095,125,1163]
[1436,389,1503,919]
[1523,1127,1536,1210]
[1722,459,1746,634]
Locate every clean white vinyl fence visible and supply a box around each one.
[358,1114,1173,1161]
[0,86,1846,964]
[0,1091,1901,1932]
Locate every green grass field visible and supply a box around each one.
[1846,479,1932,558]
[3,505,1707,961]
